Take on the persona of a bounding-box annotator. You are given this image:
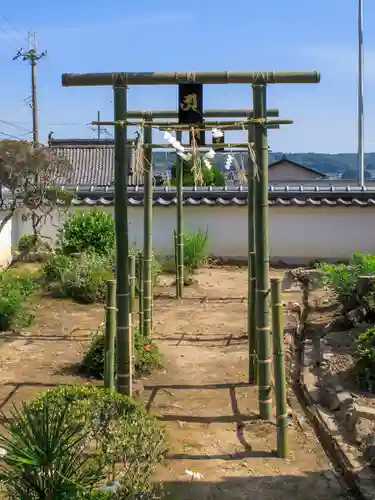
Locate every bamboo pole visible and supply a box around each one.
[104,279,116,391]
[173,230,179,298]
[143,124,153,337]
[253,85,272,420]
[129,255,136,319]
[138,253,144,337]
[124,108,280,119]
[248,124,257,384]
[113,86,132,396]
[271,277,289,458]
[248,253,257,384]
[93,120,292,128]
[175,130,184,299]
[143,143,263,149]
[62,71,321,87]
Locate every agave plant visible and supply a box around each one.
[0,395,105,499]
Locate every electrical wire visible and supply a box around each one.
[0,25,19,51]
[0,118,32,133]
[0,131,30,140]
[2,16,26,38]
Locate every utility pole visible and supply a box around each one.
[13,32,47,146]
[357,0,365,186]
[97,110,101,139]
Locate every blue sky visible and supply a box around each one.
[1,0,374,153]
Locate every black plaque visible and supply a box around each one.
[212,131,225,152]
[178,83,203,124]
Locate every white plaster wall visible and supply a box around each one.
[11,205,375,264]
[0,212,13,268]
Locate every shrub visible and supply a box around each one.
[83,326,163,379]
[59,210,115,256]
[0,395,104,499]
[42,253,75,283]
[353,326,375,392]
[317,251,375,302]
[180,227,209,269]
[0,272,38,331]
[0,386,167,499]
[59,253,113,304]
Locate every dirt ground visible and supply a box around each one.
[0,266,351,499]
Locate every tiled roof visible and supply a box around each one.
[50,145,142,186]
[52,185,375,207]
[4,185,375,210]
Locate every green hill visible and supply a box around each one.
[269,152,375,179]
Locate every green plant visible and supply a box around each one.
[317,252,375,302]
[42,253,75,283]
[17,234,39,253]
[59,253,113,304]
[0,395,104,499]
[83,326,163,379]
[0,272,38,331]
[353,326,375,392]
[58,210,115,256]
[182,228,209,269]
[10,385,167,498]
[170,158,225,187]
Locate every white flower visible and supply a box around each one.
[0,448,7,458]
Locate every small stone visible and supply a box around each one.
[319,386,340,411]
[319,388,352,412]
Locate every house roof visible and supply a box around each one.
[268,157,327,178]
[49,185,375,208]
[3,185,375,211]
[49,140,142,186]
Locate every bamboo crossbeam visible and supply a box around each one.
[144,143,251,149]
[92,120,292,128]
[125,109,279,118]
[62,71,320,87]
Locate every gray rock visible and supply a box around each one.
[319,386,341,411]
[363,435,375,467]
[319,387,353,412]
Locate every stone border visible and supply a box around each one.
[297,341,375,500]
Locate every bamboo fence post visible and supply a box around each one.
[113,86,132,396]
[143,123,153,337]
[253,84,272,420]
[138,253,144,337]
[271,277,289,458]
[104,279,116,391]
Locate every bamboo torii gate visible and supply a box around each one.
[95,107,281,306]
[62,71,320,422]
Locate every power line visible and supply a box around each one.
[0,25,20,51]
[0,131,30,140]
[2,16,26,38]
[0,118,32,133]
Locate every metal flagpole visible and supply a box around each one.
[358,0,365,186]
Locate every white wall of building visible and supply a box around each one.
[0,212,14,268]
[7,204,375,265]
